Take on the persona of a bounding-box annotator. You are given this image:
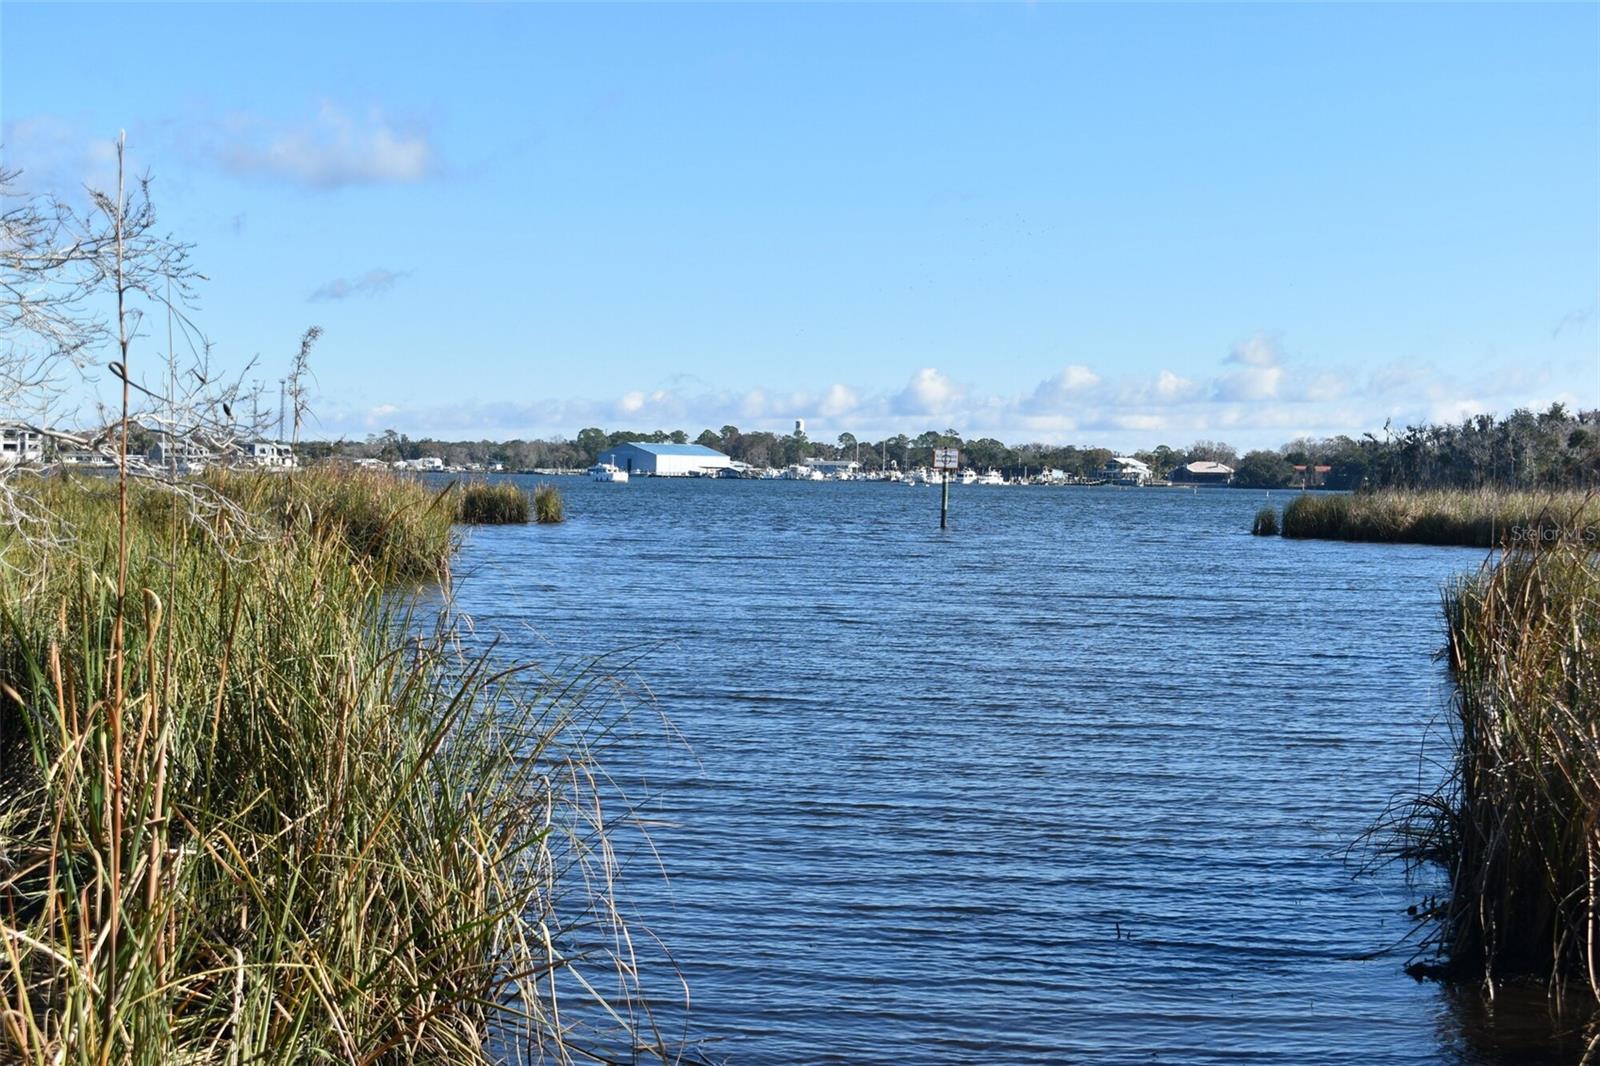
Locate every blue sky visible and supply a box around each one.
[3,2,1595,448]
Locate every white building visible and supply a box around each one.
[245,441,297,469]
[1101,456,1152,485]
[149,437,214,473]
[394,456,444,472]
[58,449,113,468]
[595,442,731,477]
[0,428,43,468]
[803,458,860,477]
[1172,460,1234,485]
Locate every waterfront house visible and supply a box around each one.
[244,441,297,469]
[803,458,861,477]
[1292,464,1333,488]
[1100,456,1152,485]
[595,441,731,477]
[58,449,113,468]
[1171,461,1234,485]
[0,428,43,468]
[149,436,215,473]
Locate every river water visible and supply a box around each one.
[442,476,1590,1065]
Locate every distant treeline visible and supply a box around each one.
[302,403,1600,491]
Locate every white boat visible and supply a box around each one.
[977,469,1005,486]
[958,469,979,485]
[589,462,629,483]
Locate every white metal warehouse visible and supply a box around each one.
[595,441,731,477]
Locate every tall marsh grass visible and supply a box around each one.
[1279,489,1599,548]
[0,470,664,1064]
[1252,506,1279,536]
[1389,536,1600,994]
[207,465,456,579]
[457,480,530,524]
[534,483,565,525]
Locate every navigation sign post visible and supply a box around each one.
[932,448,959,529]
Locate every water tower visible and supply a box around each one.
[794,419,805,435]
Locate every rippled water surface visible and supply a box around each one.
[444,477,1588,1064]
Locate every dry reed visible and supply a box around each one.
[0,469,668,1065]
[1278,489,1598,548]
[1388,534,1600,997]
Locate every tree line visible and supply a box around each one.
[305,404,1600,490]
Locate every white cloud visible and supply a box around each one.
[1213,331,1286,401]
[1215,364,1284,402]
[1226,332,1284,368]
[892,368,961,415]
[738,388,771,419]
[215,103,434,189]
[0,116,122,197]
[1052,364,1101,392]
[308,331,1595,450]
[1025,364,1102,412]
[1294,372,1348,403]
[1426,397,1487,424]
[1154,370,1196,401]
[819,383,859,417]
[3,106,436,194]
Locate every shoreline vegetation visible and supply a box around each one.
[2,136,1594,1061]
[0,467,662,1063]
[458,479,532,524]
[1387,534,1600,1001]
[303,405,1600,492]
[1266,484,1600,1013]
[533,483,565,524]
[1251,489,1598,549]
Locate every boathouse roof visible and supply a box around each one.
[605,442,727,457]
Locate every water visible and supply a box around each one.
[442,476,1590,1064]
